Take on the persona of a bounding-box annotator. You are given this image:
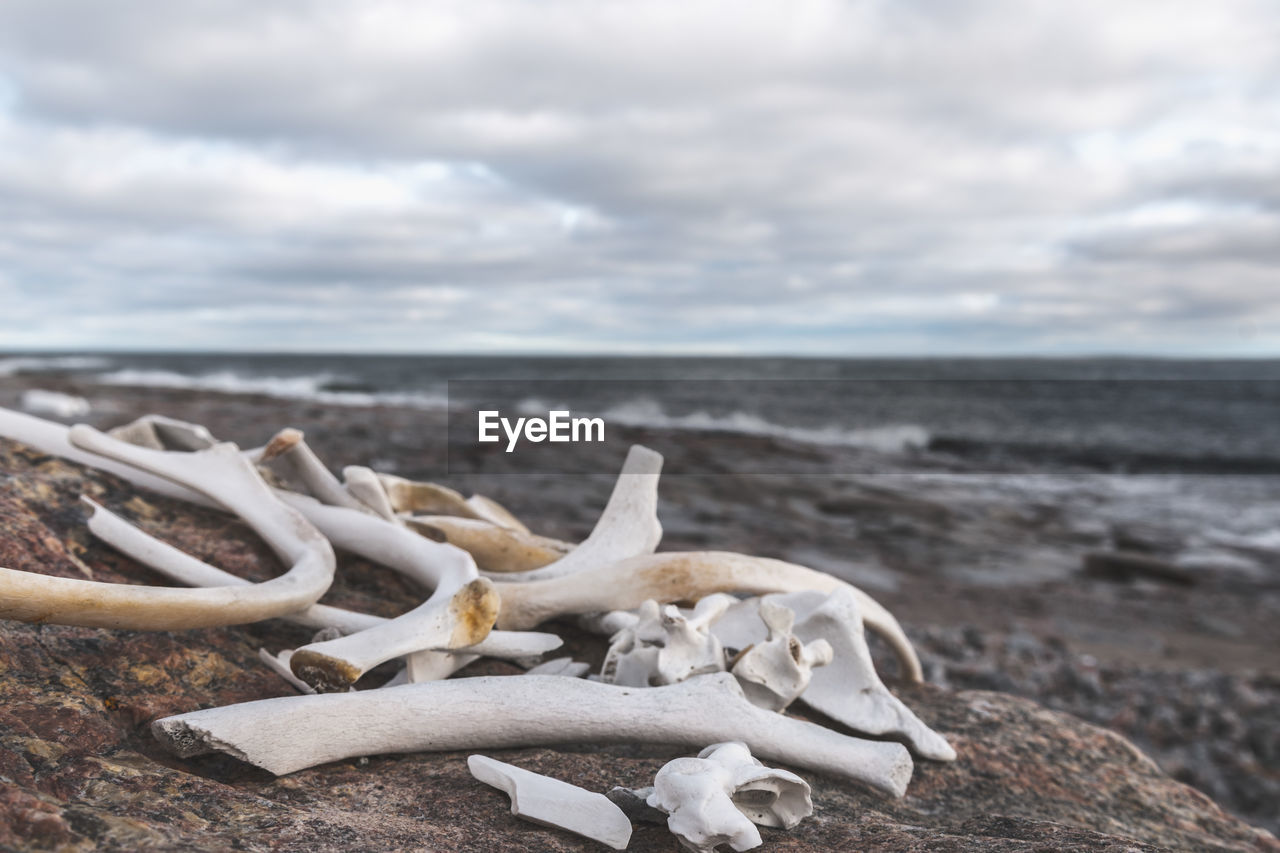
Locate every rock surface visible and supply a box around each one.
[1,436,1278,852]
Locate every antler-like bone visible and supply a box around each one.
[468,755,632,850]
[152,672,913,796]
[0,424,335,631]
[485,445,663,582]
[713,588,954,761]
[494,551,923,684]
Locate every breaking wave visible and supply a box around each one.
[600,398,930,453]
[0,356,113,376]
[96,369,447,409]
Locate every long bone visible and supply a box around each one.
[257,428,371,514]
[376,474,528,532]
[82,497,559,669]
[484,445,664,582]
[494,551,923,683]
[0,423,335,631]
[152,672,913,796]
[404,516,571,572]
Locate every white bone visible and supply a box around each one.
[646,742,812,852]
[468,754,632,850]
[83,497,560,682]
[258,648,318,695]
[0,422,335,631]
[601,596,731,687]
[486,445,663,583]
[107,414,216,452]
[494,550,923,684]
[259,428,370,513]
[375,474,488,520]
[404,516,571,572]
[152,672,912,796]
[714,589,954,761]
[464,494,531,534]
[341,465,398,521]
[730,599,833,712]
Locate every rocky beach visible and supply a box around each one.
[0,368,1277,850]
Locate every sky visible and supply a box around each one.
[0,0,1277,356]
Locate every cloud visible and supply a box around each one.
[0,0,1277,354]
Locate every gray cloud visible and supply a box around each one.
[0,0,1277,354]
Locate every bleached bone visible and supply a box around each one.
[713,589,954,761]
[258,428,370,514]
[730,599,833,712]
[646,741,812,852]
[82,497,558,678]
[494,551,923,684]
[152,672,912,796]
[107,414,216,452]
[376,474,489,520]
[404,516,571,572]
[341,465,398,521]
[0,424,335,631]
[468,755,632,850]
[486,445,663,583]
[524,657,591,678]
[465,494,530,534]
[258,648,317,695]
[601,596,731,687]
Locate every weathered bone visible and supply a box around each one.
[468,755,632,850]
[83,496,557,682]
[643,742,813,852]
[486,445,663,583]
[0,423,335,631]
[404,516,571,572]
[729,599,833,712]
[258,428,370,514]
[464,494,530,534]
[494,551,923,684]
[600,596,731,687]
[107,413,216,452]
[376,474,488,520]
[713,588,954,761]
[524,657,591,678]
[152,672,912,796]
[341,465,398,521]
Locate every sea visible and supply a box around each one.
[3,352,1280,475]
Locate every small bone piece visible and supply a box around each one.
[646,742,812,853]
[341,465,399,521]
[601,596,731,687]
[468,755,632,850]
[487,445,664,582]
[730,599,833,712]
[714,589,954,761]
[152,672,912,796]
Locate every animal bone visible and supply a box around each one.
[486,445,663,582]
[600,596,731,687]
[468,755,632,850]
[83,497,558,681]
[494,551,923,684]
[258,648,317,695]
[152,672,913,796]
[107,413,216,452]
[524,657,591,678]
[644,742,813,852]
[0,423,335,631]
[729,599,833,712]
[404,516,571,572]
[713,589,954,761]
[258,428,371,514]
[341,465,398,521]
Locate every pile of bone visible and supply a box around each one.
[0,407,955,852]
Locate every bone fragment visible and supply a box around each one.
[494,550,923,684]
[714,589,954,761]
[404,516,571,572]
[468,755,632,850]
[645,742,812,852]
[341,465,398,521]
[464,495,530,534]
[152,672,912,796]
[601,596,731,687]
[376,475,487,520]
[258,428,370,513]
[729,599,833,712]
[107,414,216,452]
[524,657,591,678]
[258,648,317,695]
[0,424,335,630]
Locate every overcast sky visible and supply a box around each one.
[0,1,1276,355]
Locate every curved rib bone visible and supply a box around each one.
[258,428,370,514]
[485,445,663,582]
[468,755,632,850]
[404,516,571,572]
[494,551,923,684]
[152,672,913,796]
[0,425,335,631]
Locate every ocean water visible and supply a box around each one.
[4,352,1280,473]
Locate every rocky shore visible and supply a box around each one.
[0,376,1277,849]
